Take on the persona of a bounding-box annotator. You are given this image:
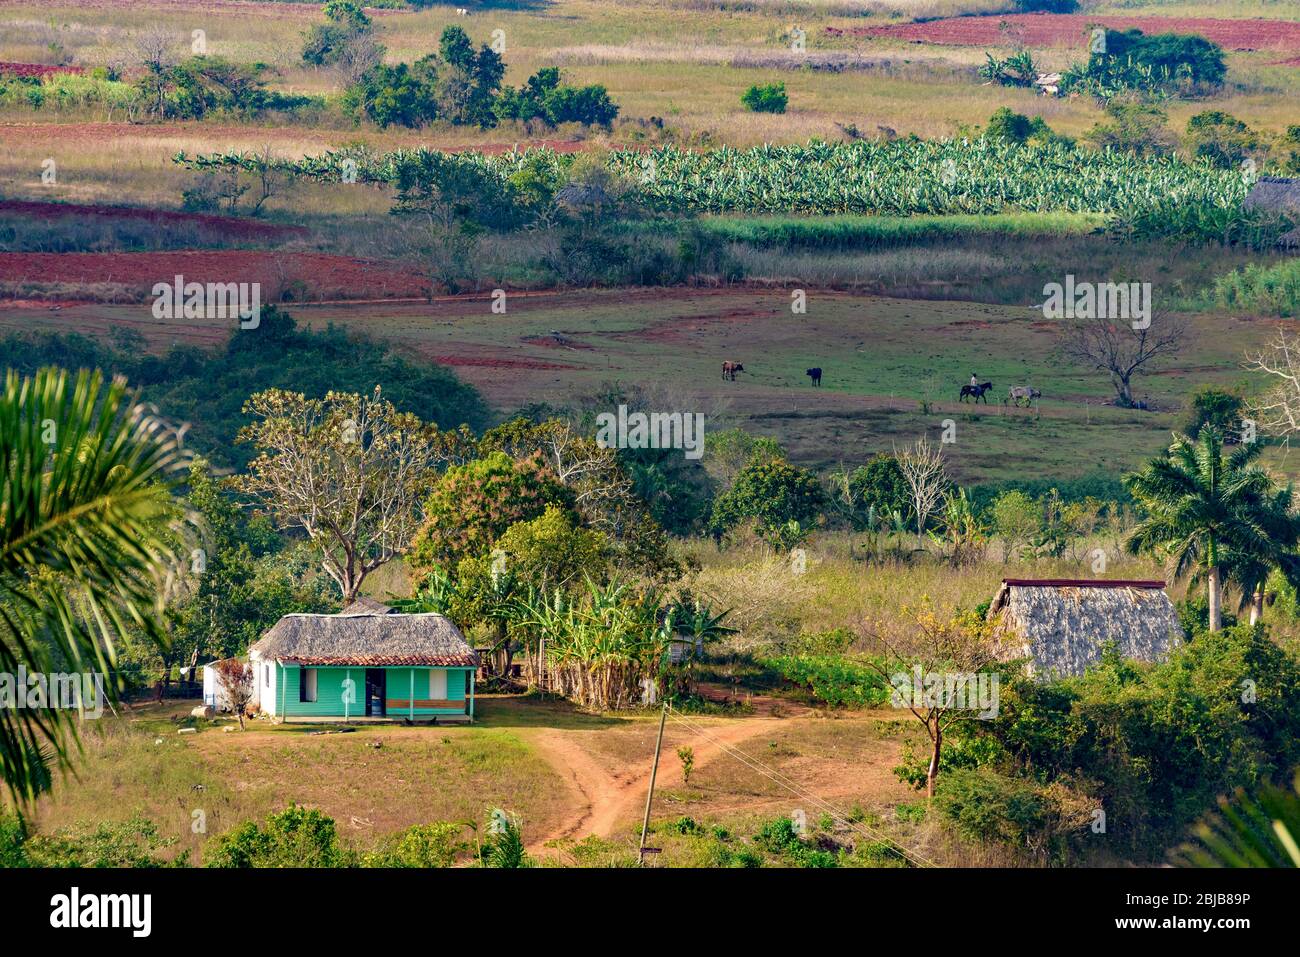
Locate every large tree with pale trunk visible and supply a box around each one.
[232,387,441,603]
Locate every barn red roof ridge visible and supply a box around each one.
[1000,578,1166,588]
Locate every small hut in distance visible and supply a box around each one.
[1243,176,1300,248]
[987,579,1184,679]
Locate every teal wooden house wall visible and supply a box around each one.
[268,664,475,720]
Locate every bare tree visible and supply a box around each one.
[231,387,441,602]
[859,609,1000,798]
[1059,311,1185,408]
[131,28,180,118]
[214,659,254,730]
[1246,329,1300,436]
[896,437,948,549]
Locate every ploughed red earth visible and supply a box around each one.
[0,251,430,301]
[0,62,84,77]
[830,14,1300,52]
[0,200,306,240]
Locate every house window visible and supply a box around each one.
[264,664,271,687]
[300,668,318,703]
[429,669,447,701]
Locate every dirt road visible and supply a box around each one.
[525,695,813,854]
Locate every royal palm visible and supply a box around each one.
[1125,428,1289,632]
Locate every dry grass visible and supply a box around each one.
[28,698,572,864]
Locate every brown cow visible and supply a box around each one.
[722,361,744,381]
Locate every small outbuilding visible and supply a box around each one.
[986,578,1183,678]
[247,601,479,722]
[1243,176,1300,248]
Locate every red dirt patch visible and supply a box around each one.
[0,200,305,240]
[431,355,577,370]
[0,251,428,301]
[832,14,1300,51]
[0,62,84,78]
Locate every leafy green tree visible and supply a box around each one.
[408,451,574,581]
[167,459,334,671]
[0,368,187,802]
[1186,111,1261,170]
[1181,387,1245,441]
[741,82,787,114]
[433,26,505,128]
[990,489,1040,562]
[496,67,619,128]
[1086,100,1175,158]
[711,458,826,547]
[232,387,443,603]
[1125,428,1285,632]
[976,626,1300,859]
[984,107,1035,143]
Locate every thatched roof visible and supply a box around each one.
[339,596,396,616]
[554,183,609,208]
[987,579,1182,678]
[1244,177,1300,217]
[249,611,477,667]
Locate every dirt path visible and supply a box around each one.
[525,695,813,854]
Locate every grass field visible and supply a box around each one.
[28,693,930,867]
[0,286,1285,484]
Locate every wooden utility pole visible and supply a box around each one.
[639,701,669,865]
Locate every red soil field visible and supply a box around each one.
[832,14,1300,52]
[0,200,305,240]
[0,251,429,301]
[0,0,405,16]
[0,62,84,78]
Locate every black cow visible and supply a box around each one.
[806,367,822,387]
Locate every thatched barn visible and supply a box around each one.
[247,600,479,722]
[1243,176,1300,248]
[986,579,1183,678]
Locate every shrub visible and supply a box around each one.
[741,83,787,114]
[762,654,889,708]
[363,822,467,867]
[1186,111,1261,170]
[1086,101,1175,158]
[972,626,1300,859]
[205,805,354,868]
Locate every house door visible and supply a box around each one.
[365,669,386,717]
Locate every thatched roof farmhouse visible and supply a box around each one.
[250,609,477,667]
[1243,176,1300,248]
[986,579,1183,678]
[245,602,479,721]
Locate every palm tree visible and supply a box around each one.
[1124,427,1280,632]
[1172,772,1300,868]
[0,368,188,802]
[1220,482,1300,626]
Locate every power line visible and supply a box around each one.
[665,706,937,869]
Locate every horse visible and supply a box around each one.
[722,361,744,381]
[960,381,992,403]
[1009,386,1041,407]
[806,367,822,387]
